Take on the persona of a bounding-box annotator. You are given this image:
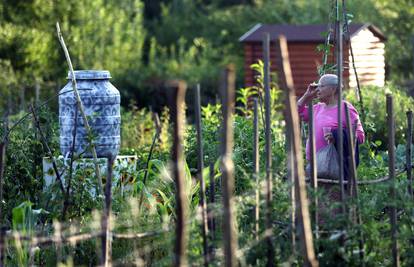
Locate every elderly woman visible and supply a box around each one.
[297,74,365,169]
[298,73,365,222]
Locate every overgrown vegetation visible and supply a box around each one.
[2,74,414,265]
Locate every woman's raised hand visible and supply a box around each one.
[297,83,319,108]
[304,83,318,100]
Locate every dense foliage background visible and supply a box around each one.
[1,0,414,112]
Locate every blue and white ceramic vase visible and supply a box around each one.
[59,70,121,158]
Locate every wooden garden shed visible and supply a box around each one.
[239,23,386,95]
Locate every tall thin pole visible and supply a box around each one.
[0,116,7,267]
[342,0,365,125]
[220,65,238,267]
[387,94,400,267]
[276,35,318,267]
[208,163,216,247]
[406,111,413,199]
[138,113,161,213]
[0,144,5,267]
[345,105,365,265]
[195,84,209,267]
[168,80,188,267]
[336,12,346,214]
[102,157,114,267]
[56,22,103,196]
[263,32,275,266]
[286,121,296,256]
[308,100,318,239]
[253,98,260,242]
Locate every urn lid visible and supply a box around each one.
[67,70,111,80]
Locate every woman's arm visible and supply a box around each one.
[297,83,318,122]
[297,84,318,108]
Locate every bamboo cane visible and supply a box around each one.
[195,84,209,267]
[345,105,365,265]
[167,80,188,267]
[276,35,318,267]
[262,32,275,267]
[253,98,260,242]
[308,99,318,239]
[102,157,114,267]
[220,65,238,267]
[335,19,346,215]
[56,22,103,196]
[406,111,413,199]
[208,162,216,259]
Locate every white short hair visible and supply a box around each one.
[318,74,338,86]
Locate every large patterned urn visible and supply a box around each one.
[59,70,121,158]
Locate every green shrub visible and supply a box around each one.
[346,83,414,150]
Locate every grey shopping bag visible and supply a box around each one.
[306,144,340,180]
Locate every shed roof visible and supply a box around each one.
[239,23,386,43]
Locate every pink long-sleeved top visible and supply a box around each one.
[298,101,365,160]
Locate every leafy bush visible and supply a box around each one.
[346,83,414,150]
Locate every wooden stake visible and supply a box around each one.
[102,157,114,267]
[406,110,413,199]
[208,163,216,261]
[0,227,5,266]
[56,22,103,196]
[0,116,8,267]
[167,80,188,267]
[220,65,238,267]
[308,100,318,239]
[336,19,346,215]
[195,84,209,267]
[387,94,400,267]
[262,32,275,266]
[0,153,4,267]
[345,105,365,265]
[276,35,318,267]
[253,98,260,242]
[286,120,296,257]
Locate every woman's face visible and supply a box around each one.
[317,82,336,103]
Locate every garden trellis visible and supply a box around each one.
[1,1,414,267]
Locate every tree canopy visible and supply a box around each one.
[0,0,413,112]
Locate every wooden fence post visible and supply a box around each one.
[0,227,5,267]
[345,105,365,265]
[406,110,413,199]
[220,65,238,267]
[208,162,216,260]
[168,80,188,267]
[195,84,209,267]
[308,100,318,239]
[1,115,8,267]
[276,35,318,267]
[336,19,346,215]
[286,121,296,256]
[253,98,260,242]
[262,32,275,267]
[0,141,5,222]
[387,94,400,267]
[102,157,114,267]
